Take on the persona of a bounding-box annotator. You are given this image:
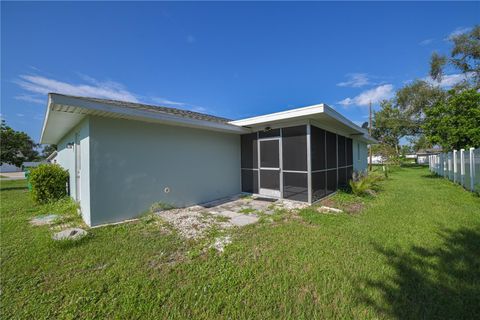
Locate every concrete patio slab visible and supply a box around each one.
[230,214,259,226]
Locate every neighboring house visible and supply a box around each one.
[23,161,45,169]
[417,148,442,165]
[0,163,22,173]
[368,154,385,164]
[40,93,375,226]
[0,162,45,173]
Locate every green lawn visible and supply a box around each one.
[1,167,479,319]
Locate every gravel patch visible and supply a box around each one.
[155,195,309,239]
[210,236,232,252]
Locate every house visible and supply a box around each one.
[0,161,45,173]
[368,154,386,165]
[416,148,442,165]
[40,93,375,226]
[0,163,22,173]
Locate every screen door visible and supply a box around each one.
[259,139,281,197]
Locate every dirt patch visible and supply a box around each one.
[344,202,364,214]
[319,197,365,215]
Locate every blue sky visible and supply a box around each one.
[1,1,478,143]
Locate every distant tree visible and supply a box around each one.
[372,101,410,155]
[408,135,433,153]
[430,25,480,88]
[400,145,413,157]
[361,121,369,130]
[423,89,480,150]
[0,120,39,167]
[40,144,57,159]
[394,80,447,134]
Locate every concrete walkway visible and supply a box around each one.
[0,172,26,181]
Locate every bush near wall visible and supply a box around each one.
[29,164,69,204]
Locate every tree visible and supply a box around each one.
[423,89,480,150]
[430,25,480,88]
[394,80,446,134]
[40,144,57,159]
[372,101,410,155]
[408,135,433,153]
[0,120,39,167]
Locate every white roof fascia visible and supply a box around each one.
[229,104,325,127]
[39,95,53,144]
[229,103,376,143]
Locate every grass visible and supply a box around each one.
[1,167,479,319]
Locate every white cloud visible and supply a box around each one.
[15,94,45,105]
[151,97,207,113]
[424,72,474,88]
[14,73,209,114]
[446,26,472,40]
[15,74,139,103]
[419,39,434,46]
[339,84,394,107]
[337,73,371,88]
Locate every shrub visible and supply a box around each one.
[29,164,69,204]
[349,171,384,196]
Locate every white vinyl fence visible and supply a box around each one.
[429,147,480,193]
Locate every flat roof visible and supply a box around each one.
[230,103,376,143]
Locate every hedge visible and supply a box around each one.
[29,164,69,204]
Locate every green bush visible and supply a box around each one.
[29,164,69,204]
[349,171,384,196]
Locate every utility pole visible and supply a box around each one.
[369,101,373,171]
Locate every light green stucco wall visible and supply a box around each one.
[352,138,368,172]
[56,118,91,225]
[88,117,241,226]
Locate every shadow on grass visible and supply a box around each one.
[421,173,444,179]
[360,227,480,319]
[0,186,28,191]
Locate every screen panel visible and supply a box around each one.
[338,167,347,187]
[283,172,308,202]
[260,140,279,168]
[347,166,353,182]
[338,135,346,167]
[259,128,280,139]
[311,125,326,171]
[241,169,258,193]
[326,169,337,195]
[260,170,280,190]
[346,138,353,166]
[282,125,307,171]
[312,171,326,201]
[326,131,337,169]
[241,133,258,169]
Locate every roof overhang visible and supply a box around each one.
[229,104,377,144]
[40,93,250,144]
